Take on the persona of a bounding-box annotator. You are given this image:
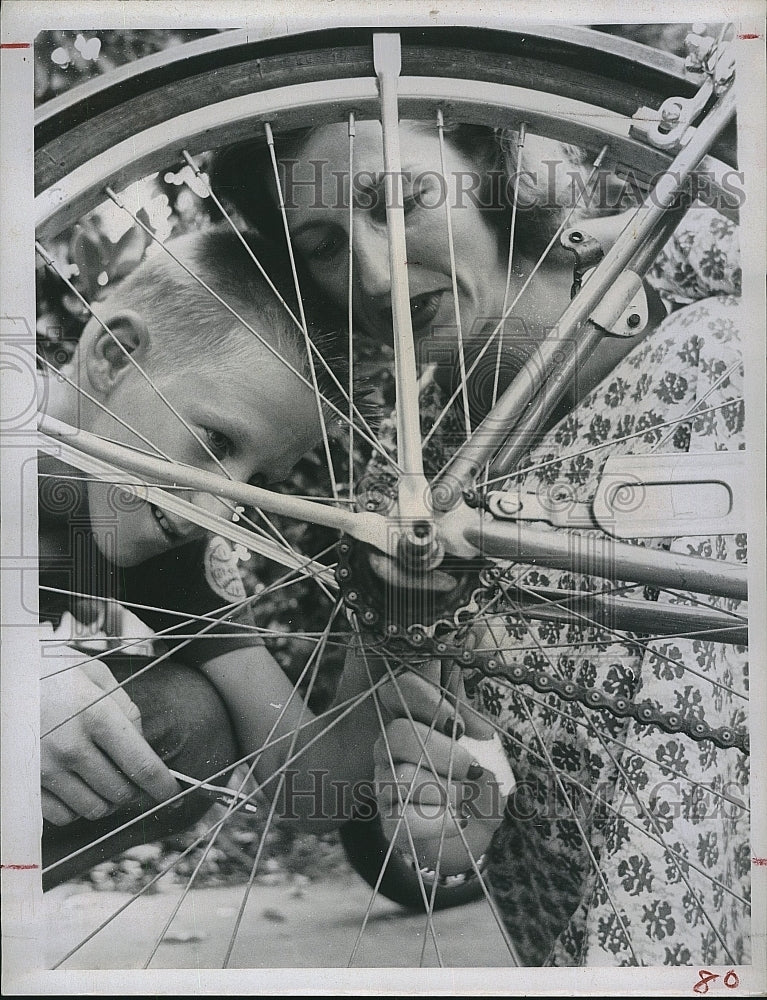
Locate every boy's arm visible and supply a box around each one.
[192,639,384,830]
[195,638,499,847]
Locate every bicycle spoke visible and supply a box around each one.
[221,601,341,966]
[41,537,337,641]
[372,652,523,966]
[264,124,339,499]
[348,113,356,502]
[345,631,446,967]
[492,124,527,413]
[41,538,340,714]
[436,109,471,441]
[651,358,743,453]
[143,602,340,969]
[40,537,341,682]
[418,663,461,966]
[41,588,267,738]
[502,576,748,702]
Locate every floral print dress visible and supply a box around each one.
[366,207,749,966]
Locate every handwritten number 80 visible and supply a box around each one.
[694,970,740,994]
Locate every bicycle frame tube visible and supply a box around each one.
[502,590,747,646]
[456,509,747,601]
[437,84,737,495]
[486,204,688,480]
[374,34,433,524]
[38,416,394,556]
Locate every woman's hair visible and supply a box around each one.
[210,122,634,257]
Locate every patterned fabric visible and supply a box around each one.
[364,207,749,966]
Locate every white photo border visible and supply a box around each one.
[2,0,765,994]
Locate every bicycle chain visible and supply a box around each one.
[335,538,749,756]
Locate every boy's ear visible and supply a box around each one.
[84,310,149,395]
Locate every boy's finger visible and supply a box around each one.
[42,771,114,822]
[74,756,141,807]
[375,764,460,812]
[95,714,180,802]
[374,719,475,778]
[81,659,144,731]
[41,790,79,826]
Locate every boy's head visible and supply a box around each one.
[59,228,343,566]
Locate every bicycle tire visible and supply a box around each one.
[35,24,738,238]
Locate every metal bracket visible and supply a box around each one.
[561,226,649,337]
[486,489,595,529]
[592,451,747,538]
[588,270,649,337]
[629,25,734,154]
[561,227,604,298]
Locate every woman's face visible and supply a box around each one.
[283,121,510,348]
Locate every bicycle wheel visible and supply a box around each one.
[33,20,751,972]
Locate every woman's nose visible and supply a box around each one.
[353,224,391,299]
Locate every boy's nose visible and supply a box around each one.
[188,490,233,523]
[164,489,231,539]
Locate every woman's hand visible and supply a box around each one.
[41,650,179,825]
[372,661,509,874]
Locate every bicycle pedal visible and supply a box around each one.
[592,451,747,538]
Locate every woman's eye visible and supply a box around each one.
[311,234,342,262]
[300,228,343,263]
[201,427,233,460]
[402,194,418,216]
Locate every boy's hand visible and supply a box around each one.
[41,653,179,825]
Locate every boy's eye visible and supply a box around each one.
[201,427,233,461]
